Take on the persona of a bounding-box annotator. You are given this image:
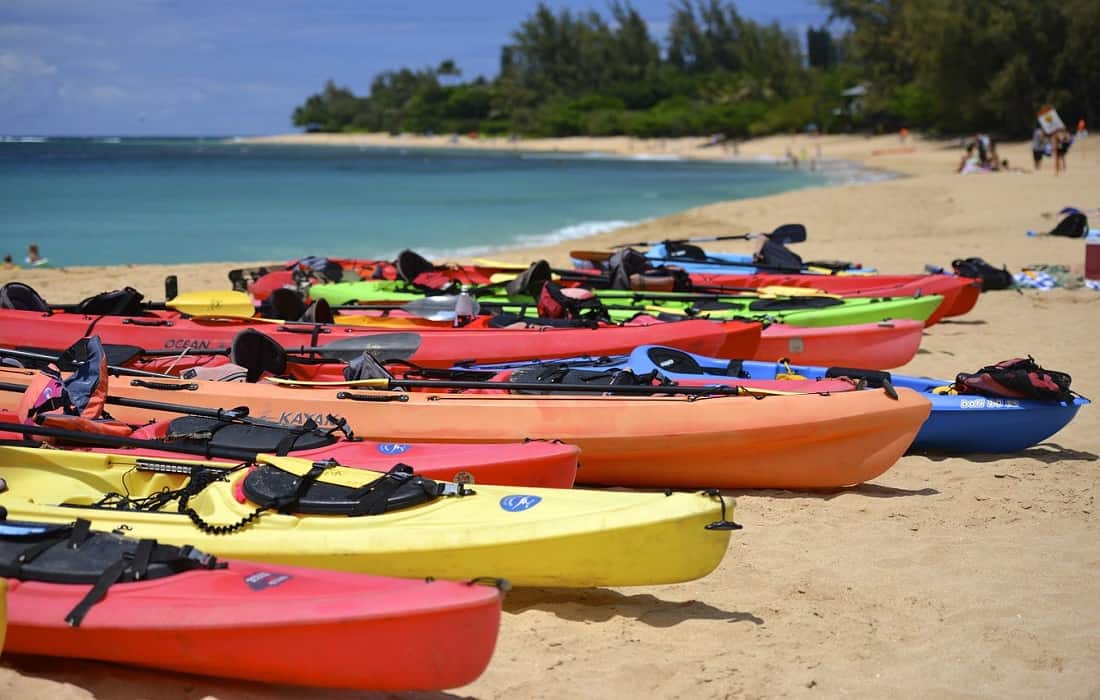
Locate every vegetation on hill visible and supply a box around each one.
[292,0,1097,138]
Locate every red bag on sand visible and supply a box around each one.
[954,357,1074,402]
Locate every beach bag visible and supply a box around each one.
[1049,212,1089,238]
[954,357,1074,403]
[951,257,1014,291]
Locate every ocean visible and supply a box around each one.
[0,137,830,268]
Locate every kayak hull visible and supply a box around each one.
[0,444,732,587]
[0,367,929,490]
[0,308,760,368]
[754,320,924,370]
[6,562,501,690]
[594,347,1088,453]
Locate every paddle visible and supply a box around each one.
[611,223,807,249]
[5,333,424,365]
[0,348,174,379]
[44,289,258,318]
[263,375,803,397]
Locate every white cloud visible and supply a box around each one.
[0,50,58,80]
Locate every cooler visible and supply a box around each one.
[1087,229,1100,281]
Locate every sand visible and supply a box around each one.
[2,133,1098,699]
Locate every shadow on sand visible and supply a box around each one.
[916,442,1099,465]
[504,588,764,627]
[3,656,466,700]
[726,483,940,501]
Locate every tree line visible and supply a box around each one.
[292,0,1098,139]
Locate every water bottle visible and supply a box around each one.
[454,285,475,327]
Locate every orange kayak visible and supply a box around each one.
[0,367,930,489]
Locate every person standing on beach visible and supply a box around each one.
[2,255,15,270]
[25,244,42,266]
[1052,129,1072,175]
[1031,127,1047,170]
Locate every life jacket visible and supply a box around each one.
[16,336,131,438]
[536,283,609,324]
[953,357,1074,402]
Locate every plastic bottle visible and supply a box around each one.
[454,285,475,327]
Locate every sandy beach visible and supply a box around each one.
[2,132,1098,699]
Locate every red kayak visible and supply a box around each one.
[2,519,502,689]
[0,410,578,488]
[245,256,978,322]
[0,291,762,367]
[687,271,980,322]
[755,320,924,370]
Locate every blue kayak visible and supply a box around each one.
[640,243,877,275]
[464,345,1088,453]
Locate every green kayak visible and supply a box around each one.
[308,280,943,328]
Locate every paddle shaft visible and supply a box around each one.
[611,223,806,249]
[0,347,176,379]
[351,377,748,396]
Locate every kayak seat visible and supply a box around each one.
[78,287,145,316]
[0,514,223,626]
[825,367,892,388]
[166,415,336,455]
[261,288,307,321]
[395,249,435,284]
[241,463,441,516]
[0,282,50,313]
[230,329,288,382]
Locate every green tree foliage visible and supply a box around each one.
[292,0,1094,138]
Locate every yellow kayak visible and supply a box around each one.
[0,445,733,588]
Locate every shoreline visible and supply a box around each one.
[2,132,1100,699]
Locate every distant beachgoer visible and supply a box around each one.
[1052,129,1072,175]
[899,127,909,143]
[1031,127,1047,170]
[2,254,14,270]
[786,147,799,169]
[1075,118,1088,141]
[957,143,985,174]
[25,243,46,267]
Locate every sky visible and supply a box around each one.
[0,0,831,136]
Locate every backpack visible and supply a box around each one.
[951,257,1015,291]
[1049,212,1088,238]
[954,357,1074,403]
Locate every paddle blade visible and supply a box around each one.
[312,333,423,363]
[400,295,481,322]
[168,290,256,318]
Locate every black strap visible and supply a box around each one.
[346,466,414,516]
[64,557,127,627]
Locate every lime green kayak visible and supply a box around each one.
[309,280,943,327]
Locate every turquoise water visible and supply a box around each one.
[0,137,826,267]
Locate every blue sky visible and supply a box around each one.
[0,1,830,136]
